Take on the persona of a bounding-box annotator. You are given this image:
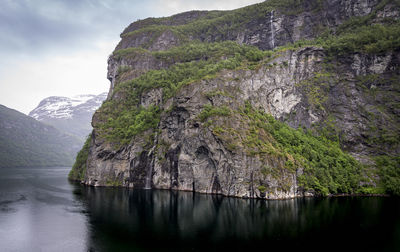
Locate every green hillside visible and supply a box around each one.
[0,105,82,167]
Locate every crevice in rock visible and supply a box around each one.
[167,145,181,189]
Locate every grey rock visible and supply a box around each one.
[81,0,400,199]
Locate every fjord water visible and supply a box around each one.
[0,167,399,251]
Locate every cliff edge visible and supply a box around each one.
[70,0,400,198]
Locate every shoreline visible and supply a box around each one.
[71,179,392,199]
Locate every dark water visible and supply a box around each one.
[0,167,399,252]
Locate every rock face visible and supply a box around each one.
[29,93,107,140]
[116,0,398,52]
[77,0,400,198]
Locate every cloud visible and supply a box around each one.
[0,0,154,57]
[0,40,114,114]
[0,0,86,55]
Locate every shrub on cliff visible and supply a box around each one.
[68,135,91,181]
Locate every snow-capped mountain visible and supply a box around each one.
[29,93,107,140]
[30,93,106,120]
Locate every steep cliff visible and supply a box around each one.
[71,0,400,198]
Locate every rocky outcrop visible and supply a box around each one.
[116,0,399,51]
[107,0,399,97]
[77,0,400,198]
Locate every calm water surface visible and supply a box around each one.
[0,167,399,251]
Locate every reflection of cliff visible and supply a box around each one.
[71,186,399,251]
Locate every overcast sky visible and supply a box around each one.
[0,0,263,114]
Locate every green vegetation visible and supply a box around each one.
[121,0,324,45]
[118,0,400,57]
[113,40,268,65]
[297,71,333,111]
[268,20,400,57]
[116,42,266,98]
[198,104,231,122]
[106,179,123,187]
[68,135,91,181]
[355,73,400,144]
[241,103,362,195]
[0,105,81,168]
[113,47,149,60]
[98,42,266,146]
[121,10,225,34]
[376,156,400,196]
[258,185,267,193]
[335,0,400,33]
[153,40,265,63]
[324,23,400,55]
[352,73,400,196]
[204,89,234,99]
[98,105,160,147]
[203,102,362,195]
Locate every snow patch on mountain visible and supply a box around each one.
[29,93,107,120]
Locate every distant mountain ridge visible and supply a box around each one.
[29,93,107,139]
[0,104,82,168]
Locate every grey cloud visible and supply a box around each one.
[0,0,155,56]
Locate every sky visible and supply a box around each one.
[0,0,263,114]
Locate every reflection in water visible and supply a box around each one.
[72,185,400,252]
[0,167,398,252]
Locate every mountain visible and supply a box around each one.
[0,105,82,168]
[29,93,107,140]
[70,0,400,197]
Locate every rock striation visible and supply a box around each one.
[72,0,400,198]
